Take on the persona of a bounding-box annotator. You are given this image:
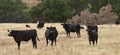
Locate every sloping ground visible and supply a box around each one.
[22,0,41,7]
[72,4,118,24]
[0,23,120,55]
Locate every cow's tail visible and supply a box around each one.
[37,36,40,41]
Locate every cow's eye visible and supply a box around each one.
[86,29,88,31]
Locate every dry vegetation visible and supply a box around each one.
[22,0,41,7]
[72,4,118,24]
[0,23,120,55]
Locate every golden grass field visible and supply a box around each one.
[0,23,120,55]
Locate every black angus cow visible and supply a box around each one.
[37,21,45,28]
[45,26,58,46]
[86,23,98,45]
[8,29,40,50]
[26,24,30,27]
[61,23,83,38]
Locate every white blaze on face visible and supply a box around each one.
[8,30,11,32]
[92,30,96,33]
[8,30,12,36]
[50,30,53,33]
[37,21,39,24]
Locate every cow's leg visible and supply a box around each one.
[76,31,80,38]
[46,38,48,46]
[34,41,37,49]
[66,31,70,37]
[32,39,35,48]
[96,40,97,44]
[51,40,53,46]
[89,37,91,45]
[89,41,91,45]
[96,35,98,44]
[55,39,57,46]
[32,38,37,49]
[17,41,21,50]
[76,32,78,37]
[92,40,95,45]
[79,31,81,37]
[66,32,69,37]
[96,38,98,44]
[68,32,70,37]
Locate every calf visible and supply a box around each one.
[8,29,40,50]
[61,23,83,38]
[45,26,58,46]
[86,24,98,45]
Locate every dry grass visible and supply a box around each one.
[0,23,120,55]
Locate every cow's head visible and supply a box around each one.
[37,21,45,28]
[86,25,98,33]
[80,26,84,29]
[8,30,14,36]
[47,26,56,34]
[61,23,69,28]
[86,23,94,31]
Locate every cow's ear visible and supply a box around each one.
[8,30,11,32]
[47,27,50,29]
[7,30,9,32]
[61,24,63,25]
[53,27,56,29]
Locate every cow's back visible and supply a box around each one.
[12,29,37,41]
[69,24,80,32]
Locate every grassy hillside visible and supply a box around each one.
[0,23,120,55]
[22,0,41,7]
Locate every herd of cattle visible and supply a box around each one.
[7,21,98,50]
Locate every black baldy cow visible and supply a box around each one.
[8,29,40,50]
[86,23,98,45]
[37,21,45,28]
[45,26,58,46]
[61,23,83,38]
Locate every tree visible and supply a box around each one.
[30,0,88,22]
[88,0,120,19]
[30,0,72,22]
[87,0,108,13]
[0,0,31,23]
[108,0,120,19]
[66,0,88,16]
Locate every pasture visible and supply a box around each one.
[0,23,120,55]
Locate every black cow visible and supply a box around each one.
[37,21,45,28]
[61,23,83,38]
[86,24,98,45]
[26,24,30,27]
[45,26,58,46]
[115,19,120,25]
[8,29,40,50]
